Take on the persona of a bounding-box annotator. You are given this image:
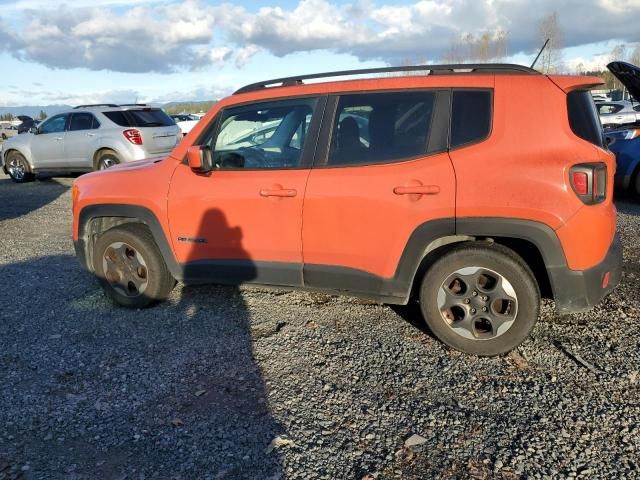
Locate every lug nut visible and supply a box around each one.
[470,308,476,314]
[482,295,488,302]
[482,306,488,312]
[472,291,478,297]
[464,299,470,304]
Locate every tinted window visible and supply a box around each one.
[567,91,605,148]
[127,109,175,127]
[206,99,317,169]
[39,114,66,134]
[450,90,492,148]
[103,111,130,127]
[69,113,98,131]
[328,91,435,166]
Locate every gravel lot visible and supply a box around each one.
[0,174,638,479]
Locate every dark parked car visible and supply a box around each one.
[606,62,640,195]
[16,116,35,134]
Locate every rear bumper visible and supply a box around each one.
[549,233,622,314]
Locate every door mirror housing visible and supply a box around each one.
[187,145,213,172]
[29,126,39,135]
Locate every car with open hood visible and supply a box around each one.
[604,62,640,195]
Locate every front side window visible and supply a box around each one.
[328,91,436,166]
[38,114,67,134]
[205,99,316,169]
[450,90,492,148]
[69,113,99,131]
[598,104,624,115]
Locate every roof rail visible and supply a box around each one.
[234,63,539,95]
[73,104,119,109]
[119,103,149,107]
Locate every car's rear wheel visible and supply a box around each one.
[6,151,35,183]
[419,243,540,356]
[93,224,176,308]
[95,150,120,170]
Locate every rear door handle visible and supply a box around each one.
[260,188,297,198]
[55,137,63,141]
[393,185,440,195]
[87,133,96,137]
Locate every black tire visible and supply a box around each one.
[632,169,640,198]
[95,150,121,171]
[418,242,540,356]
[93,224,176,308]
[6,151,35,183]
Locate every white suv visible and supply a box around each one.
[0,104,181,183]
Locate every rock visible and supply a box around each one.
[404,434,427,448]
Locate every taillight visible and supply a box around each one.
[123,129,143,145]
[569,163,606,205]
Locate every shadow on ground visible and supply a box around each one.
[0,254,284,479]
[0,177,70,221]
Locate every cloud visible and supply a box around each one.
[1,0,640,74]
[212,0,640,64]
[0,0,227,73]
[2,87,142,107]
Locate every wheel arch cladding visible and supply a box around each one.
[456,217,566,301]
[76,204,182,280]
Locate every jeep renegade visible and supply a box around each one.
[72,64,622,356]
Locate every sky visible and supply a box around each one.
[0,0,639,106]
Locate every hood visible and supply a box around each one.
[607,61,640,102]
[82,157,166,178]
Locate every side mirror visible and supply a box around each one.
[29,126,38,135]
[187,145,213,173]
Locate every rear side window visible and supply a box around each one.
[69,113,99,131]
[450,90,492,148]
[328,91,436,166]
[567,91,605,148]
[103,111,130,127]
[127,109,175,127]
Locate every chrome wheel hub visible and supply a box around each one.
[102,242,149,298]
[8,157,26,180]
[99,158,117,170]
[437,267,518,340]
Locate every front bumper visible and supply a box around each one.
[549,233,623,314]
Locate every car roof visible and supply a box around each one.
[233,63,539,95]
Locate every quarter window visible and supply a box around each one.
[450,90,492,148]
[328,91,436,166]
[206,99,317,169]
[38,115,67,134]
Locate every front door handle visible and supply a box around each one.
[393,185,440,195]
[260,188,297,198]
[87,133,96,137]
[55,137,63,141]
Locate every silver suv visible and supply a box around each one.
[0,104,181,183]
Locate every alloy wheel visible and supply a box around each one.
[437,266,518,340]
[102,242,149,298]
[8,157,26,181]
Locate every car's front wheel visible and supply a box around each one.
[6,151,35,183]
[419,243,540,356]
[95,150,121,170]
[93,224,176,308]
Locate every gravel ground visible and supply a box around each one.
[0,174,638,480]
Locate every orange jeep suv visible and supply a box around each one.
[72,64,622,356]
